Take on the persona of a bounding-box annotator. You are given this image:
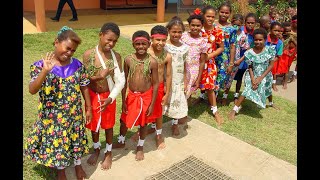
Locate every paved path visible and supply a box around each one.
[65,119,296,180]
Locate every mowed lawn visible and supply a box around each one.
[23,28,297,180]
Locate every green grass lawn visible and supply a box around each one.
[23,28,297,180]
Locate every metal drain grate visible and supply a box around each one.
[145,155,234,180]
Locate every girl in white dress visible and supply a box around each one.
[164,16,189,136]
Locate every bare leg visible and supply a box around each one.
[289,67,297,82]
[147,123,156,135]
[57,169,67,180]
[171,119,180,136]
[267,95,280,110]
[283,73,288,89]
[229,95,245,120]
[272,75,278,91]
[75,165,87,180]
[130,129,140,142]
[207,90,223,126]
[113,119,127,149]
[178,116,188,124]
[221,89,229,106]
[234,80,242,104]
[155,117,165,149]
[101,128,113,170]
[135,126,147,161]
[87,131,100,165]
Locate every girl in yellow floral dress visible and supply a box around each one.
[24,26,92,180]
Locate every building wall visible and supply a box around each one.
[23,0,153,12]
[23,0,100,11]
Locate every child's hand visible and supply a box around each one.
[85,109,92,124]
[251,80,257,90]
[100,66,117,79]
[97,97,112,113]
[234,60,240,66]
[254,76,263,85]
[227,65,233,74]
[146,105,154,116]
[161,95,168,106]
[122,103,128,114]
[42,52,56,72]
[192,80,200,91]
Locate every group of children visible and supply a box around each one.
[24,3,297,180]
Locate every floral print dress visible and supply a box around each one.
[200,26,224,91]
[181,32,208,98]
[241,46,276,108]
[164,43,189,119]
[24,58,90,168]
[225,30,250,89]
[214,24,237,90]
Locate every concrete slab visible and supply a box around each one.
[65,119,296,180]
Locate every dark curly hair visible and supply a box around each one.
[151,25,168,36]
[100,22,120,37]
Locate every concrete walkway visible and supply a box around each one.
[65,119,296,180]
[23,13,297,179]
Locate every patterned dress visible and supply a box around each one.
[164,43,189,119]
[199,26,224,91]
[214,23,237,90]
[24,58,90,168]
[181,32,208,98]
[241,46,276,108]
[225,30,250,89]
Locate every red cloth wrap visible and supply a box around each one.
[85,89,116,132]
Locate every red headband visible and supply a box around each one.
[133,37,149,43]
[291,19,297,23]
[151,34,167,39]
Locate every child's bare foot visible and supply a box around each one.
[228,110,236,120]
[75,165,86,180]
[130,132,140,142]
[112,142,125,149]
[172,124,180,136]
[272,84,278,91]
[57,169,67,180]
[156,134,165,149]
[100,152,112,170]
[135,146,144,161]
[87,148,100,165]
[221,98,227,106]
[214,112,223,126]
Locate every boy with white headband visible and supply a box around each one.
[83,22,125,170]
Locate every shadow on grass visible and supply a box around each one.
[33,164,56,180]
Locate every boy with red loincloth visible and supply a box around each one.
[146,25,172,149]
[83,23,125,170]
[113,30,159,161]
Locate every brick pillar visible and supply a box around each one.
[34,0,46,32]
[156,0,165,22]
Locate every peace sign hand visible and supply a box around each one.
[42,52,56,73]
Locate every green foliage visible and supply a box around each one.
[203,0,297,22]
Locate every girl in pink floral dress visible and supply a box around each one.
[181,10,208,99]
